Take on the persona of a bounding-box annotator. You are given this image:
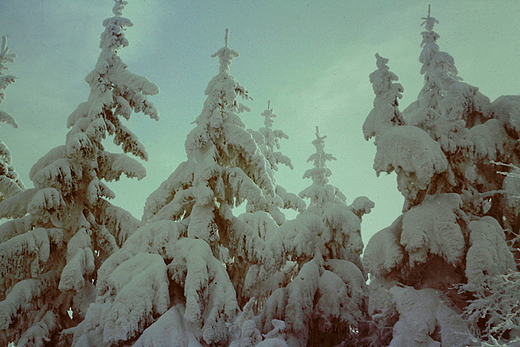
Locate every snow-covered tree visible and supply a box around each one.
[249,101,305,224]
[0,35,24,201]
[363,6,519,346]
[73,29,294,347]
[0,1,159,345]
[257,101,293,172]
[363,53,405,141]
[258,127,374,347]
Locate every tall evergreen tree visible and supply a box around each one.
[249,102,305,223]
[363,7,519,346]
[73,30,291,347]
[0,35,24,201]
[363,53,405,141]
[0,1,159,345]
[258,127,373,347]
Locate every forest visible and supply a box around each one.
[1,1,519,346]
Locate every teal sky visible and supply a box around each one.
[1,0,519,243]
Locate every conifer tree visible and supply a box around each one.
[363,7,519,346]
[258,127,373,347]
[363,53,405,141]
[0,35,24,201]
[73,30,291,347]
[0,1,159,345]
[250,101,305,223]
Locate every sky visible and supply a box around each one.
[1,0,520,244]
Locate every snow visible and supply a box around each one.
[0,228,63,290]
[0,271,60,344]
[0,188,36,219]
[74,252,170,346]
[98,151,146,182]
[142,160,195,223]
[96,199,139,245]
[28,146,68,182]
[363,54,405,140]
[27,188,65,216]
[284,260,320,339]
[349,196,375,218]
[503,166,520,214]
[168,238,239,344]
[373,125,448,201]
[491,95,520,137]
[133,305,203,347]
[256,337,289,347]
[0,215,32,243]
[363,217,404,276]
[388,286,472,347]
[401,193,465,265]
[470,119,508,160]
[31,157,83,191]
[465,216,515,286]
[17,310,58,347]
[58,228,95,292]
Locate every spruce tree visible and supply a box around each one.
[0,35,24,201]
[73,30,291,347]
[363,7,519,346]
[249,102,305,223]
[0,1,158,345]
[363,53,405,141]
[258,127,373,347]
